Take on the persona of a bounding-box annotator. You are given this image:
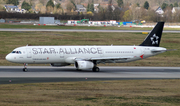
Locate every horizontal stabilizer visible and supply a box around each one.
[166,49,177,51]
[151,49,175,53]
[151,49,167,53]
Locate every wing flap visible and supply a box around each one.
[90,56,134,60]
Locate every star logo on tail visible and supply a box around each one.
[150,34,159,45]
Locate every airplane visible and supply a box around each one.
[6,22,167,72]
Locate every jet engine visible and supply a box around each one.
[51,63,70,67]
[75,61,94,70]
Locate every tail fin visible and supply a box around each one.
[139,22,164,47]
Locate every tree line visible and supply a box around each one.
[0,11,93,21]
[2,0,180,22]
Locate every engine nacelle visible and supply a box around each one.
[75,61,94,70]
[51,63,70,67]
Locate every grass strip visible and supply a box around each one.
[0,79,180,106]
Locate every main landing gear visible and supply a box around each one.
[92,67,100,72]
[23,63,28,72]
[92,61,100,72]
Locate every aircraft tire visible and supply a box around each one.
[23,68,28,72]
[76,69,82,71]
[93,67,100,72]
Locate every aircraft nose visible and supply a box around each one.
[6,54,12,62]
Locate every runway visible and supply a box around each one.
[0,28,180,33]
[0,66,179,84]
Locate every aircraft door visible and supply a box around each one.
[60,52,64,58]
[140,47,150,59]
[141,47,150,54]
[140,47,145,59]
[100,49,104,57]
[141,48,145,55]
[26,48,32,58]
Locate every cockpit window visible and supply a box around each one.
[11,51,22,54]
[12,51,16,53]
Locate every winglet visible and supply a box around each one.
[139,22,164,47]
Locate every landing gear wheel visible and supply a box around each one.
[23,63,28,72]
[23,68,28,72]
[92,67,100,72]
[76,69,82,71]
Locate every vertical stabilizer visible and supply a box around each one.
[139,22,164,47]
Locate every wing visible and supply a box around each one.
[75,56,134,64]
[90,56,134,60]
[91,56,134,63]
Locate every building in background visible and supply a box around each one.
[4,5,19,13]
[0,19,5,23]
[76,5,86,12]
[39,17,55,25]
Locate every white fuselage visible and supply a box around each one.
[6,45,166,64]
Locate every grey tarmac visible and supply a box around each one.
[0,66,180,84]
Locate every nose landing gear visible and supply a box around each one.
[23,63,28,72]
